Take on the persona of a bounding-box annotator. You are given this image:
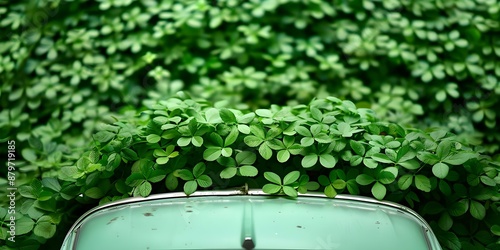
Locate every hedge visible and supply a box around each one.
[1,0,500,249]
[1,95,499,249]
[1,1,499,183]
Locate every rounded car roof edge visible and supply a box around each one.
[61,189,438,249]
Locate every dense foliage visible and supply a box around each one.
[1,95,500,249]
[1,0,500,249]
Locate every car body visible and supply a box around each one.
[61,190,442,250]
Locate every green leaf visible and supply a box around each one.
[277,150,290,163]
[300,137,315,147]
[337,122,355,137]
[449,199,468,217]
[324,185,337,198]
[398,174,413,190]
[356,174,375,185]
[438,212,453,231]
[415,175,431,192]
[283,186,298,197]
[177,137,192,147]
[238,113,256,124]
[236,151,257,165]
[371,182,386,200]
[259,143,273,160]
[432,162,449,179]
[250,125,266,139]
[225,126,239,146]
[266,127,282,139]
[470,200,485,220]
[220,109,237,123]
[491,225,500,236]
[302,154,318,168]
[138,181,152,197]
[437,230,461,250]
[210,132,224,147]
[220,167,237,179]
[244,135,263,147]
[146,134,161,143]
[34,221,56,239]
[319,154,337,168]
[192,136,203,147]
[193,162,206,178]
[196,175,213,188]
[436,141,452,159]
[480,176,496,186]
[398,159,420,170]
[22,148,37,162]
[350,140,365,155]
[262,184,281,194]
[238,124,251,134]
[125,171,142,187]
[85,187,104,199]
[239,166,258,177]
[318,175,330,186]
[439,180,452,196]
[417,152,440,165]
[122,148,139,161]
[442,152,478,165]
[165,173,178,191]
[371,153,393,163]
[205,108,222,123]
[332,179,346,189]
[154,148,168,157]
[184,180,198,195]
[310,124,322,136]
[176,169,194,181]
[378,168,396,184]
[307,181,321,191]
[255,109,273,118]
[221,147,233,157]
[310,107,323,121]
[203,147,222,161]
[283,171,300,185]
[93,131,115,143]
[295,126,312,137]
[28,136,43,151]
[346,180,359,195]
[363,158,378,169]
[41,178,61,192]
[16,217,35,235]
[264,172,281,185]
[156,157,170,165]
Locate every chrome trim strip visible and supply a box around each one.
[62,189,439,249]
[422,226,433,250]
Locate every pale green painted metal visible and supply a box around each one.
[61,191,442,250]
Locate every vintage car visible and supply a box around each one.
[61,190,442,250]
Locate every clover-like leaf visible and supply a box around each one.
[262,184,282,194]
[432,162,449,179]
[283,171,300,185]
[264,172,281,185]
[239,166,258,177]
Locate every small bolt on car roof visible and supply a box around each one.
[61,190,442,250]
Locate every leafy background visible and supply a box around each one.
[0,0,499,249]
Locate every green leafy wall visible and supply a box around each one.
[2,0,500,158]
[1,0,500,249]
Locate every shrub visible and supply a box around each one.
[1,0,499,185]
[1,95,499,249]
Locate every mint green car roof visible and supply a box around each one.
[61,190,442,250]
